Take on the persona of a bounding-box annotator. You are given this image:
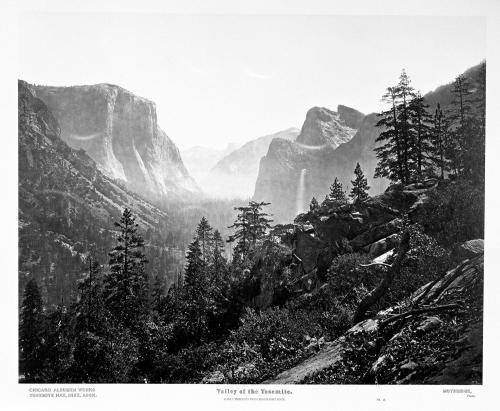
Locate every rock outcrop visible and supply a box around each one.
[265,242,484,384]
[33,83,199,203]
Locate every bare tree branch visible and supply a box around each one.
[360,262,392,268]
[353,231,411,324]
[379,303,462,328]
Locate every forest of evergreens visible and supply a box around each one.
[19,63,485,384]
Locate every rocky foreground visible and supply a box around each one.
[242,179,482,384]
[266,240,483,384]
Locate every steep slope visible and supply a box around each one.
[19,80,182,307]
[266,245,483,384]
[33,83,199,203]
[201,128,299,199]
[423,62,485,111]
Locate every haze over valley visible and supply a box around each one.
[17,12,487,386]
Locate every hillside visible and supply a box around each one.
[19,80,183,306]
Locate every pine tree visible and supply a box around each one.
[408,92,434,179]
[327,177,347,204]
[183,239,205,289]
[103,208,148,329]
[151,274,166,312]
[375,69,416,184]
[208,229,230,331]
[228,205,251,258]
[374,86,404,183]
[349,163,370,203]
[397,69,416,183]
[452,74,473,127]
[431,103,448,179]
[468,61,486,185]
[247,201,273,246]
[446,73,474,176]
[211,230,226,274]
[182,238,211,343]
[228,201,272,259]
[309,197,319,212]
[75,255,105,333]
[19,279,45,382]
[195,217,213,263]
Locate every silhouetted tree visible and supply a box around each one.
[375,69,416,184]
[431,103,448,179]
[326,177,347,204]
[408,91,433,179]
[228,201,272,259]
[196,217,213,263]
[19,279,44,382]
[350,163,370,203]
[309,197,319,211]
[103,208,148,329]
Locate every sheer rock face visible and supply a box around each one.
[254,107,390,223]
[18,80,172,305]
[296,106,358,148]
[33,84,199,202]
[208,128,299,199]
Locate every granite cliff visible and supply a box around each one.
[18,80,182,306]
[33,83,199,203]
[253,105,386,222]
[208,128,300,199]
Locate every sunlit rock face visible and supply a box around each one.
[254,105,389,223]
[33,84,199,202]
[296,106,358,149]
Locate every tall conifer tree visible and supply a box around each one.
[350,163,370,203]
[326,177,347,204]
[196,217,213,263]
[20,279,44,382]
[103,208,148,329]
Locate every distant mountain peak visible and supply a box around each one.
[296,106,358,149]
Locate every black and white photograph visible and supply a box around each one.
[2,0,500,409]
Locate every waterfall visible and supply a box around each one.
[296,168,307,215]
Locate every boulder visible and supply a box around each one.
[294,230,327,273]
[349,219,402,250]
[453,239,484,260]
[365,233,400,258]
[202,370,225,384]
[416,316,443,334]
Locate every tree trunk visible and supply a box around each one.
[353,231,410,324]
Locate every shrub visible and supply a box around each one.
[379,224,450,309]
[418,179,484,246]
[208,307,323,382]
[327,253,380,304]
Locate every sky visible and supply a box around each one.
[18,13,485,149]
